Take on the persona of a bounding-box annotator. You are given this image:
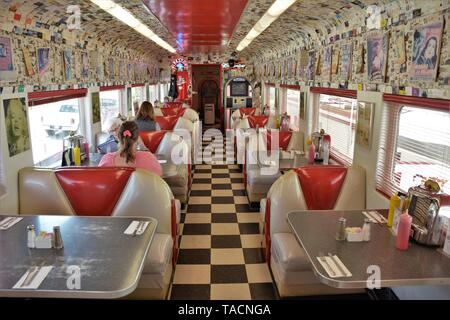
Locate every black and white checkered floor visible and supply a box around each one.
[169,131,278,300]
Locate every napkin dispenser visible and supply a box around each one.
[408,185,450,246]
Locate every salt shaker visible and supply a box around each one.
[27,225,36,248]
[336,218,346,241]
[53,226,64,249]
[362,218,371,241]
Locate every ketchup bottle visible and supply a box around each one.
[396,210,412,250]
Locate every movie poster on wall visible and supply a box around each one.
[91,92,100,124]
[37,47,51,82]
[3,97,31,157]
[367,30,389,83]
[341,43,352,80]
[322,47,332,80]
[331,48,340,75]
[410,19,443,81]
[81,52,89,78]
[306,51,315,81]
[0,36,17,81]
[63,49,72,81]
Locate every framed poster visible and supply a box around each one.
[341,43,353,80]
[63,49,72,81]
[356,101,374,148]
[22,48,34,76]
[91,92,100,124]
[367,31,389,82]
[3,97,31,157]
[37,47,51,80]
[81,52,89,78]
[410,19,443,81]
[0,36,17,81]
[127,87,132,114]
[306,51,315,81]
[322,47,332,80]
[331,48,340,75]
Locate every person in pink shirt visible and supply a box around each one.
[98,121,162,176]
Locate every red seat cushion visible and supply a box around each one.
[239,108,256,117]
[155,116,180,130]
[161,107,185,117]
[294,166,348,210]
[266,130,292,151]
[55,167,134,216]
[139,131,166,153]
[248,115,269,128]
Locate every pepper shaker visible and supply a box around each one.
[362,218,371,241]
[53,226,64,249]
[336,218,346,241]
[27,225,36,248]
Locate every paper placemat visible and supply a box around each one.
[0,217,23,230]
[13,266,53,289]
[124,221,150,236]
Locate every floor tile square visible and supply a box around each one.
[173,265,211,284]
[212,184,232,190]
[212,173,229,178]
[211,223,240,235]
[194,169,211,174]
[211,197,234,204]
[239,223,260,234]
[180,213,186,223]
[229,173,244,178]
[210,284,251,300]
[211,265,248,284]
[187,204,212,213]
[192,178,212,184]
[211,169,229,174]
[191,184,212,190]
[231,178,244,184]
[235,204,258,212]
[234,196,249,204]
[177,249,211,264]
[231,183,245,190]
[229,169,242,173]
[249,283,278,300]
[211,235,242,248]
[243,248,265,264]
[240,234,263,248]
[195,165,211,170]
[179,235,211,249]
[245,264,273,283]
[184,213,212,224]
[211,213,237,223]
[190,190,212,197]
[233,189,247,196]
[211,204,236,213]
[182,223,211,235]
[212,178,231,184]
[188,197,212,205]
[212,189,233,197]
[193,173,212,179]
[236,213,260,223]
[170,284,210,300]
[211,248,245,265]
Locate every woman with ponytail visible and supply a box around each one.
[98,121,162,176]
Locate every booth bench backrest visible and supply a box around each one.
[18,167,175,235]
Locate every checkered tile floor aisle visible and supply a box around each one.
[169,132,278,300]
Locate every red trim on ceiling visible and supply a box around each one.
[310,87,357,99]
[100,85,125,92]
[280,84,301,90]
[131,83,146,87]
[144,0,248,54]
[383,94,450,111]
[28,89,87,106]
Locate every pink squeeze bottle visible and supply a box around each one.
[396,210,412,250]
[308,143,315,165]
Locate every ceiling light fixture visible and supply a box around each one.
[90,0,176,53]
[237,0,297,52]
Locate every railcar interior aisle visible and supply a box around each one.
[0,0,450,307]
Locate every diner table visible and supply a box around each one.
[287,210,450,289]
[0,215,157,298]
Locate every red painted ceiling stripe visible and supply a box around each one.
[144,0,248,54]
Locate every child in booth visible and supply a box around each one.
[98,121,162,176]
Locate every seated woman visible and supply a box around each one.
[135,101,158,131]
[97,114,126,154]
[98,121,162,176]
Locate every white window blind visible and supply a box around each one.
[286,89,300,130]
[269,87,276,114]
[376,104,450,196]
[317,94,357,165]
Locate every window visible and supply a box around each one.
[285,89,300,130]
[131,86,145,115]
[149,85,158,104]
[377,105,450,196]
[317,94,357,165]
[159,83,166,101]
[100,90,121,132]
[266,86,276,115]
[0,138,5,197]
[28,98,81,164]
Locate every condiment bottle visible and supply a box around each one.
[27,225,36,248]
[387,193,400,227]
[53,226,64,249]
[335,217,346,241]
[308,141,315,165]
[396,210,412,250]
[362,218,371,241]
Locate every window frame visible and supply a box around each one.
[376,95,450,198]
[99,85,124,132]
[312,88,358,166]
[280,84,302,130]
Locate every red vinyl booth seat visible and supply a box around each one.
[155,116,180,130]
[160,107,185,117]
